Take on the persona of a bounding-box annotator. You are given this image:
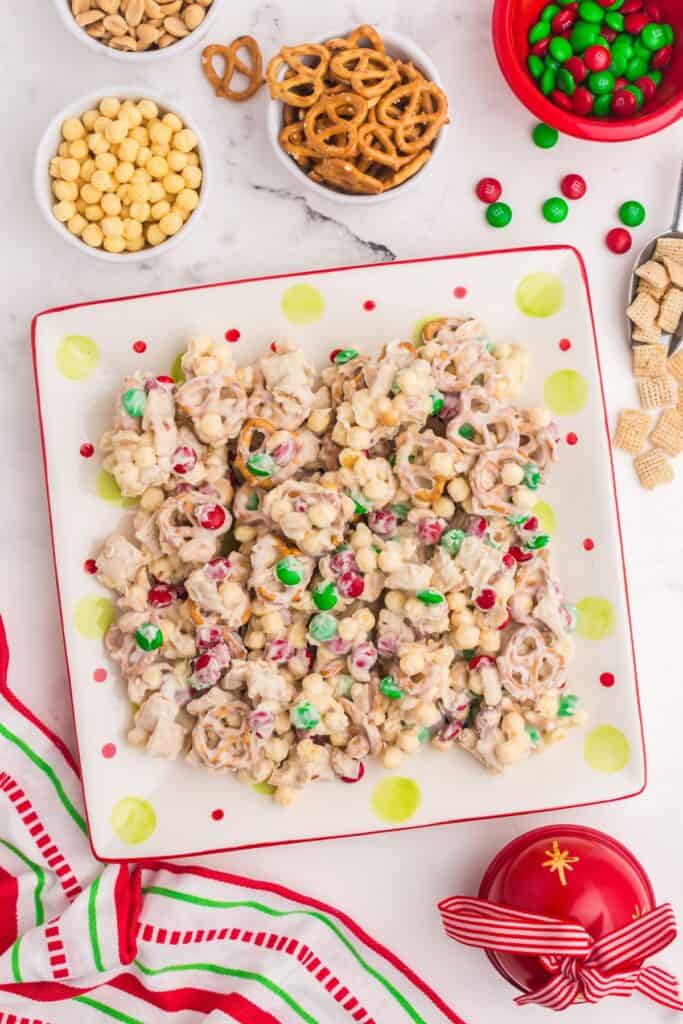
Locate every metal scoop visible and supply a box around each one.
[629,160,683,356]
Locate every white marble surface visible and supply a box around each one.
[2,1,683,1020]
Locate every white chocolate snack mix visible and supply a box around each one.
[96,321,585,807]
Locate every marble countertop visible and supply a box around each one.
[3,1,683,1020]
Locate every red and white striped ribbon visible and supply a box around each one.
[438,896,683,1012]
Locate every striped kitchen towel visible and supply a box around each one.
[0,618,464,1024]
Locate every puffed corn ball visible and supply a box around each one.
[49,97,202,253]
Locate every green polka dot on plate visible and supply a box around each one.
[533,501,556,535]
[544,369,588,416]
[56,335,100,381]
[576,597,615,640]
[170,351,186,384]
[371,776,421,824]
[73,595,115,639]
[252,782,276,796]
[281,284,325,325]
[515,273,564,318]
[584,725,630,773]
[111,796,157,844]
[412,315,443,344]
[96,470,138,508]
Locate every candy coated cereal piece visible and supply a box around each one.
[135,623,163,651]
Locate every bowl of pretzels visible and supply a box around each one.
[265,25,450,202]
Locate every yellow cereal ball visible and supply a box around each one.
[53,200,76,223]
[146,223,166,246]
[150,121,173,147]
[67,213,87,237]
[81,109,99,131]
[159,211,183,236]
[175,187,199,212]
[147,181,165,203]
[49,157,62,178]
[94,115,111,135]
[151,199,171,220]
[162,112,183,133]
[135,146,152,168]
[119,100,143,127]
[130,125,149,146]
[54,179,78,202]
[126,236,145,252]
[105,119,129,144]
[130,167,149,183]
[177,206,191,222]
[101,193,122,216]
[118,137,139,163]
[95,152,117,174]
[173,129,198,154]
[162,173,185,195]
[117,184,131,204]
[58,141,70,158]
[128,182,149,203]
[62,117,85,141]
[137,99,159,121]
[185,151,199,167]
[167,150,188,172]
[102,215,124,237]
[75,198,86,214]
[130,201,151,222]
[67,139,87,161]
[80,183,102,204]
[103,235,126,254]
[80,158,95,182]
[82,223,103,248]
[123,218,143,241]
[182,165,202,188]
[114,162,135,184]
[91,169,113,193]
[85,204,104,222]
[59,158,80,182]
[99,97,121,119]
[149,143,170,158]
[87,133,109,155]
[147,156,169,179]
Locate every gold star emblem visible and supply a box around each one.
[542,840,580,887]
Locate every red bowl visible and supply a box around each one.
[492,0,683,141]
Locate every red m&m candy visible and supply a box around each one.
[561,173,587,200]
[476,178,503,204]
[606,227,633,254]
[624,12,650,33]
[572,88,594,115]
[196,503,227,530]
[612,89,638,118]
[652,45,673,70]
[564,56,587,83]
[584,45,611,71]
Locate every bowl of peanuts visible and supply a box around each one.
[55,0,219,59]
[35,88,209,261]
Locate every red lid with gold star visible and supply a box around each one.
[478,824,656,995]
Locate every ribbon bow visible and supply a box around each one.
[438,895,683,1012]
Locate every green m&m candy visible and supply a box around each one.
[333,348,359,365]
[523,462,541,490]
[578,1,604,22]
[122,387,146,418]
[276,556,305,587]
[605,11,624,31]
[417,588,445,605]
[458,423,475,440]
[571,21,598,52]
[588,69,614,94]
[625,57,648,81]
[543,197,569,223]
[431,391,445,416]
[641,23,667,51]
[313,580,338,611]
[557,68,577,96]
[380,676,404,700]
[532,122,559,149]
[525,533,550,550]
[558,693,580,718]
[247,452,275,478]
[486,202,512,228]
[245,491,260,511]
[525,723,542,746]
[619,200,646,227]
[135,622,163,652]
[593,93,613,117]
[351,492,369,516]
[309,612,337,642]
[540,4,561,20]
[624,84,644,109]
[529,21,551,44]
[661,24,674,46]
[528,55,545,79]
[540,67,557,95]
[550,36,573,62]
[292,701,320,731]
[440,528,466,555]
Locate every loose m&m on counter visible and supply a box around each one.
[526,1,676,119]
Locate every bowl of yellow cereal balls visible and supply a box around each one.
[35,89,208,260]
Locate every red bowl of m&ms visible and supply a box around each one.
[493,0,683,140]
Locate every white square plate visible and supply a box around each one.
[32,247,646,861]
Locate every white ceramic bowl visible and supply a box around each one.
[35,87,209,263]
[266,28,450,205]
[53,0,221,61]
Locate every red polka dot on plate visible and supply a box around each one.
[453,287,467,299]
[559,338,571,352]
[133,340,147,354]
[225,329,240,343]
[600,672,615,688]
[93,668,107,683]
[84,558,97,575]
[363,300,376,311]
[211,809,224,821]
[101,743,116,759]
[583,538,595,551]
[80,443,95,458]
[566,432,578,446]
